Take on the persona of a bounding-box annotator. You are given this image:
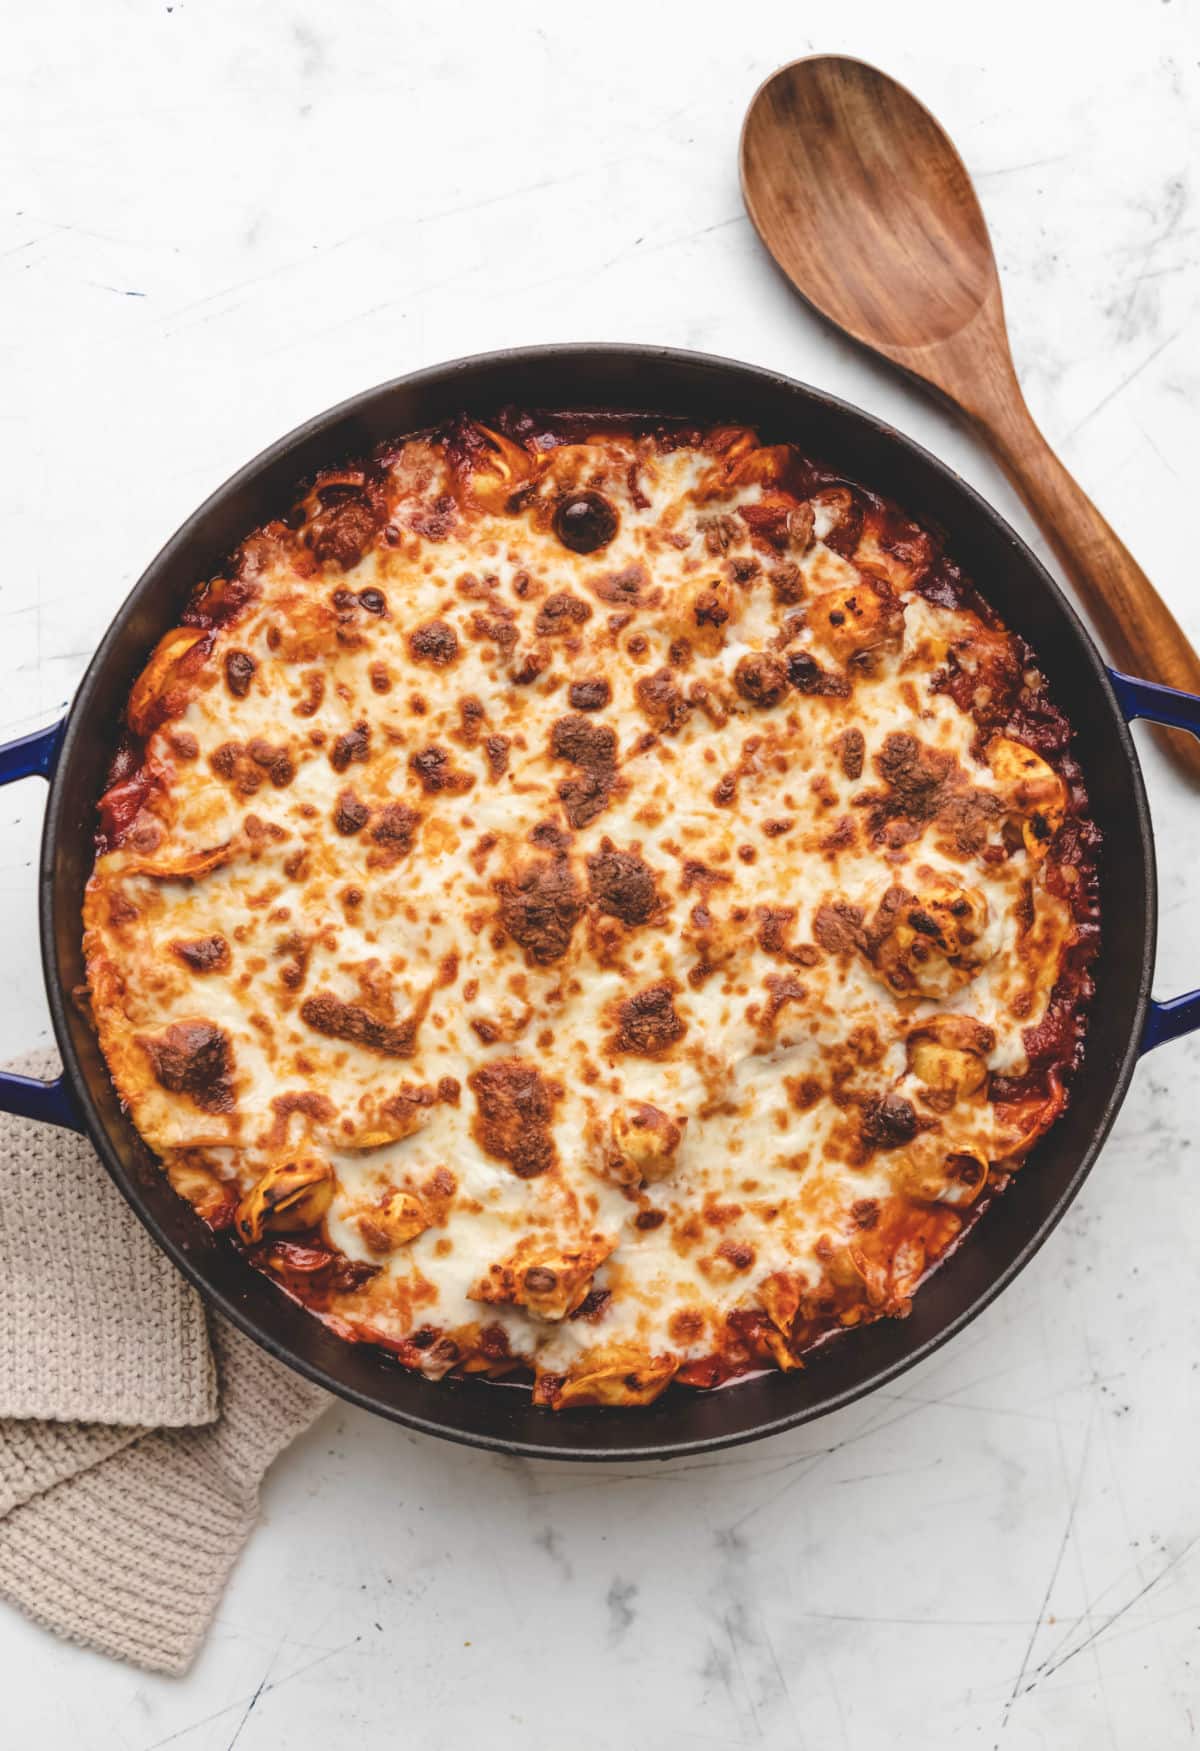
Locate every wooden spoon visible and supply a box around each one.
[740,54,1200,780]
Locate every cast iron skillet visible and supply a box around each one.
[4,346,1199,1462]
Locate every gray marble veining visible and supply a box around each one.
[2,2,1198,1745]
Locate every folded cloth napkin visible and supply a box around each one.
[0,1052,331,1673]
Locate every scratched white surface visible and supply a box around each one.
[4,1,1200,1745]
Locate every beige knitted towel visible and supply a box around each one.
[0,1053,331,1673]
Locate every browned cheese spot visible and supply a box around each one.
[634,667,690,735]
[329,721,370,772]
[224,650,256,698]
[530,821,570,852]
[210,739,294,794]
[484,735,510,780]
[734,652,789,709]
[509,646,549,686]
[717,1239,755,1272]
[835,727,865,779]
[785,651,851,698]
[692,586,729,631]
[679,858,732,896]
[813,901,865,956]
[586,838,664,927]
[864,732,1000,853]
[410,744,473,795]
[870,734,952,834]
[468,1060,561,1178]
[139,1020,235,1113]
[851,1198,880,1229]
[456,695,485,744]
[294,671,325,717]
[265,1089,336,1147]
[535,591,593,638]
[728,556,761,586]
[467,599,518,653]
[495,857,584,964]
[300,992,422,1058]
[168,729,199,760]
[376,1082,439,1138]
[755,906,796,956]
[248,738,294,787]
[820,816,857,852]
[309,494,381,570]
[762,973,807,1028]
[549,714,619,829]
[861,1092,919,1148]
[701,513,740,554]
[334,789,370,834]
[408,619,460,666]
[369,803,420,858]
[568,677,611,711]
[770,562,804,605]
[587,563,648,607]
[611,982,686,1056]
[860,885,914,962]
[275,930,312,993]
[171,935,231,975]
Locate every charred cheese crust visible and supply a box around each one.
[84,418,1101,1408]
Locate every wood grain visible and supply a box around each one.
[741,54,1200,779]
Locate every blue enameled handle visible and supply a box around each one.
[0,719,83,1129]
[1108,670,1200,1052]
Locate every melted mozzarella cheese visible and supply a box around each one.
[83,424,1092,1404]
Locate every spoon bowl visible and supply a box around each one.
[742,56,997,359]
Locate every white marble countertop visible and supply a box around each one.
[4,2,1200,1745]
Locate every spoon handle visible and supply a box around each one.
[972,385,1200,782]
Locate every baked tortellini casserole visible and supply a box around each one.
[84,416,1100,1409]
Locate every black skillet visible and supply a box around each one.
[5,346,1198,1461]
